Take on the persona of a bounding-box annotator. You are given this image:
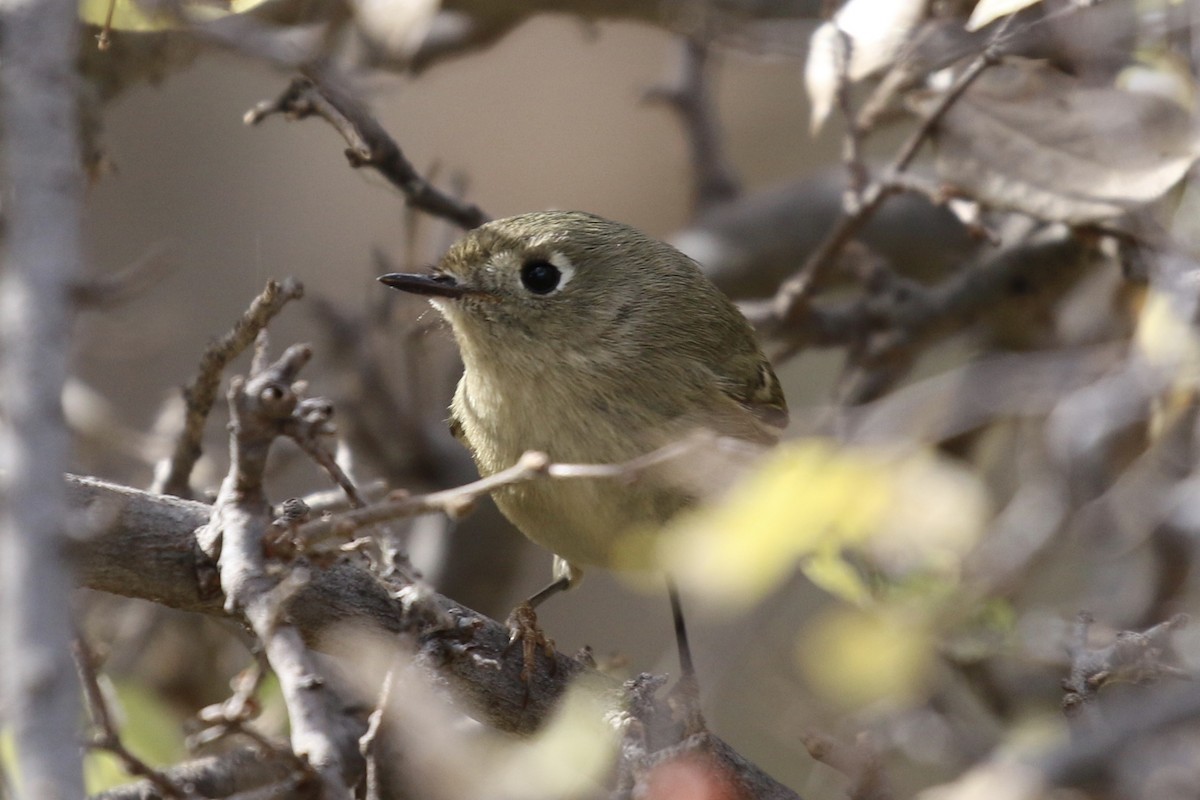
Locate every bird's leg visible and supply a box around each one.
[527,574,572,609]
[668,578,707,735]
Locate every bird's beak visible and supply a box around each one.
[378,272,470,299]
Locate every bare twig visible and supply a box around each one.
[245,73,488,230]
[833,27,868,202]
[70,242,174,311]
[282,396,368,508]
[359,660,399,800]
[802,731,893,800]
[187,656,283,754]
[151,278,305,499]
[644,36,740,215]
[296,432,761,546]
[75,638,197,800]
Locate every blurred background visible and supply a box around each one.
[66,2,1200,797]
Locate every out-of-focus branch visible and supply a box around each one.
[245,73,488,230]
[393,1,823,74]
[151,278,305,499]
[744,226,1096,402]
[90,747,302,800]
[0,0,88,797]
[673,171,979,299]
[644,36,741,216]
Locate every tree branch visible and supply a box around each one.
[244,73,488,230]
[151,278,305,498]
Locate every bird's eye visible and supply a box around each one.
[520,259,562,295]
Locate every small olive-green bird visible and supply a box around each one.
[381,211,788,686]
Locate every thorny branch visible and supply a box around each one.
[244,72,488,230]
[151,278,305,498]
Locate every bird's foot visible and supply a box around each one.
[506,601,558,686]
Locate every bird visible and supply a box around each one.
[380,210,788,713]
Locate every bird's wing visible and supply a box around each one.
[715,353,790,436]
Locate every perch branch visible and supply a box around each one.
[67,474,799,799]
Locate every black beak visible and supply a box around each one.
[378,272,469,299]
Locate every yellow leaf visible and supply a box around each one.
[662,440,987,611]
[661,440,892,610]
[802,547,873,606]
[799,607,935,709]
[493,680,617,797]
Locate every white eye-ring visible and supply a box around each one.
[519,251,575,295]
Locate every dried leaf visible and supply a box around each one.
[352,0,441,58]
[965,0,1045,32]
[805,0,928,132]
[920,60,1200,223]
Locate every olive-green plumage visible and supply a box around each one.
[386,211,787,582]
